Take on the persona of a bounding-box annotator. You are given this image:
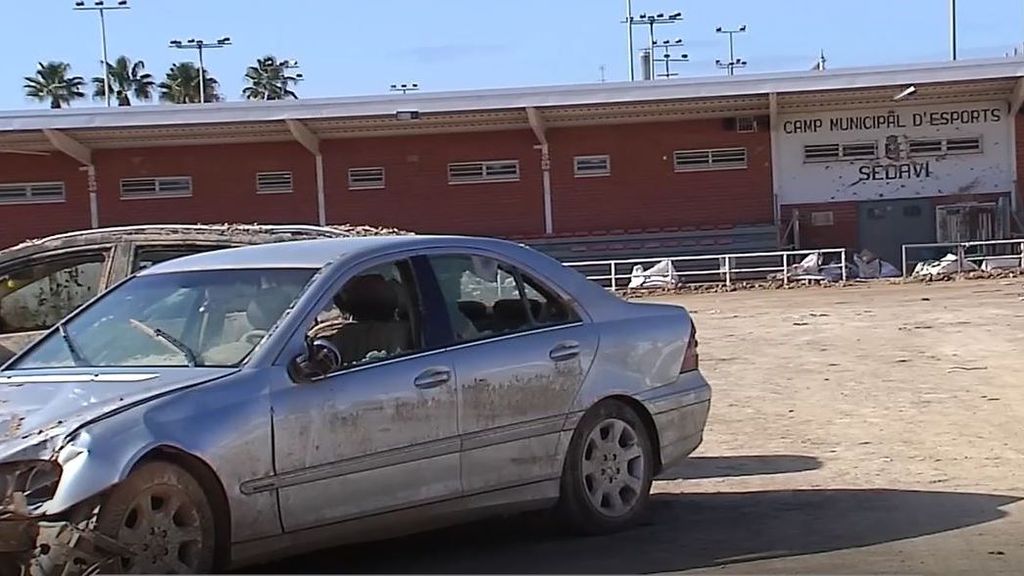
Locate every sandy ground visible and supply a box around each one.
[252,278,1024,575]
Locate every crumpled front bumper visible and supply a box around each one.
[0,516,129,576]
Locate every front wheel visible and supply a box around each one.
[556,400,655,535]
[93,461,218,574]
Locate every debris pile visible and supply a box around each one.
[628,259,681,290]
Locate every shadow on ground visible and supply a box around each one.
[656,454,823,481]
[246,488,1019,574]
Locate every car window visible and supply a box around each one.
[427,254,579,344]
[0,251,108,336]
[11,268,316,370]
[132,245,234,272]
[306,259,423,373]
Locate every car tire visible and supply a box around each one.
[91,461,218,574]
[556,399,655,535]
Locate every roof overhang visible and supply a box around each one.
[2,57,1023,152]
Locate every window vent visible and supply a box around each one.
[448,160,520,184]
[673,148,748,172]
[256,171,293,194]
[0,181,65,205]
[120,176,193,199]
[348,167,386,190]
[735,116,757,133]
[573,155,611,178]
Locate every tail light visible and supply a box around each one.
[681,322,699,373]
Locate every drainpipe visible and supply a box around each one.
[526,107,553,235]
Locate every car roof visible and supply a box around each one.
[136,234,528,274]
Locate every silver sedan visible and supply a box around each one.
[0,235,711,575]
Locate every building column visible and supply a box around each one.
[286,119,326,226]
[1007,78,1024,214]
[526,107,553,235]
[768,93,784,241]
[43,128,97,228]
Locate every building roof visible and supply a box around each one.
[2,56,1023,151]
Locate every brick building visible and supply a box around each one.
[2,57,1023,264]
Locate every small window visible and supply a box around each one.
[674,148,747,172]
[348,167,386,190]
[120,176,192,199]
[256,171,293,194]
[428,254,580,344]
[908,139,944,156]
[803,144,841,162]
[0,252,108,335]
[0,182,65,205]
[735,117,757,133]
[841,141,878,159]
[574,155,611,178]
[448,160,520,184]
[945,136,982,154]
[810,211,834,227]
[867,207,886,220]
[803,141,877,163]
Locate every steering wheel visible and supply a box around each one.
[241,329,268,345]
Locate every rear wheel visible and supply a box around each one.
[557,400,655,535]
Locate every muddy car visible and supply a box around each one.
[0,224,409,365]
[0,234,711,575]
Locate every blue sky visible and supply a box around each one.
[3,0,1023,110]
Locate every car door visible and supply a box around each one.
[0,246,114,364]
[424,252,599,495]
[269,255,461,532]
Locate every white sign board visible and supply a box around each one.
[776,101,1012,205]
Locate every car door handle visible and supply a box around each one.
[414,367,452,390]
[549,341,581,362]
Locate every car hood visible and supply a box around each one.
[0,367,235,461]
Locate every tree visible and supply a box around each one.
[158,62,221,104]
[23,61,86,109]
[92,56,156,105]
[242,55,301,101]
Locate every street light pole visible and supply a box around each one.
[716,25,748,76]
[950,0,958,60]
[626,0,634,81]
[169,37,231,103]
[73,0,130,108]
[625,11,683,81]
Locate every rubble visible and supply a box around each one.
[627,259,681,290]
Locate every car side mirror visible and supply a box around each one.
[288,338,342,383]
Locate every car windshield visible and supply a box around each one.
[9,268,316,370]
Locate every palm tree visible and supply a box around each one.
[92,56,156,106]
[158,62,221,104]
[23,61,86,109]
[242,55,301,101]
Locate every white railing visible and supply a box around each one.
[565,248,848,291]
[901,238,1024,276]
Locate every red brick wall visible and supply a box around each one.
[0,153,91,248]
[547,119,774,235]
[321,130,545,237]
[781,202,859,250]
[93,142,318,227]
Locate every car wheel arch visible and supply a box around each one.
[129,445,233,570]
[570,395,663,476]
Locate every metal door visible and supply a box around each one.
[857,198,936,266]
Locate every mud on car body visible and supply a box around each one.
[0,234,711,575]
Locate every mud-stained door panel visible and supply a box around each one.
[423,253,597,496]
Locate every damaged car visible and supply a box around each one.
[0,223,409,365]
[0,234,711,575]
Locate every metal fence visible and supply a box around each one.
[901,238,1024,276]
[565,248,848,291]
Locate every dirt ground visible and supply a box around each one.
[253,278,1024,575]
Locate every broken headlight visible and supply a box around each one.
[0,460,62,514]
